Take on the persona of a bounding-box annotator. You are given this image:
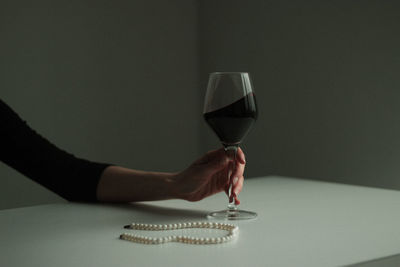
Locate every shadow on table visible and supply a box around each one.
[101,202,209,221]
[345,253,400,267]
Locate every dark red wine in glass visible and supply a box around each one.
[203,72,258,220]
[204,93,257,146]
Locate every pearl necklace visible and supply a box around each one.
[120,221,239,245]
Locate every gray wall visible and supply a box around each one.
[2,0,400,210]
[0,0,199,209]
[199,1,400,189]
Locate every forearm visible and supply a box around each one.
[96,166,178,202]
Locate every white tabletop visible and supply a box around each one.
[1,176,400,267]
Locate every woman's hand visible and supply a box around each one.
[172,148,246,205]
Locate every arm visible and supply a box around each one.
[96,167,177,202]
[0,99,109,201]
[97,148,246,204]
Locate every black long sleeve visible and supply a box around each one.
[0,99,110,201]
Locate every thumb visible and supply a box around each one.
[199,155,229,175]
[201,155,230,175]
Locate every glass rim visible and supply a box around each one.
[210,71,249,75]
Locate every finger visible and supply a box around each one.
[232,176,243,205]
[234,194,240,205]
[224,162,234,196]
[231,160,245,183]
[226,159,241,198]
[228,176,238,203]
[237,147,246,164]
[233,176,244,195]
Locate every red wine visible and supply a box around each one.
[204,93,257,146]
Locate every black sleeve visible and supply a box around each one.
[0,99,110,202]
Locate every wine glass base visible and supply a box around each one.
[207,209,257,220]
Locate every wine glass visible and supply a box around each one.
[203,72,258,220]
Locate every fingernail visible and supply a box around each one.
[235,198,241,205]
[232,177,239,185]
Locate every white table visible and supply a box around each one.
[1,176,400,267]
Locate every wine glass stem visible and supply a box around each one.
[224,145,238,211]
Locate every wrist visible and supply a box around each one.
[166,172,184,200]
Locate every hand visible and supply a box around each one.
[172,147,246,205]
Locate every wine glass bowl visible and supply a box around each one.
[203,72,258,220]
